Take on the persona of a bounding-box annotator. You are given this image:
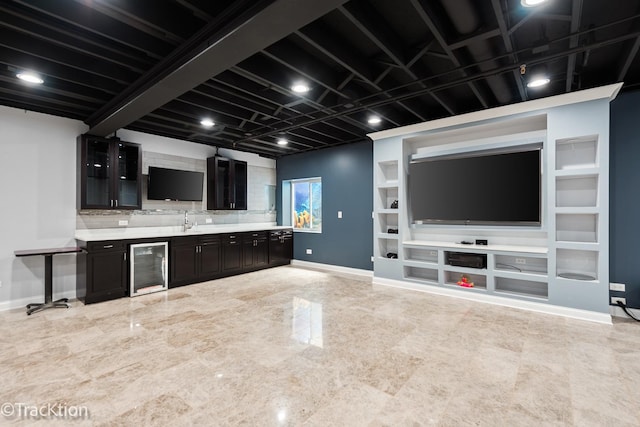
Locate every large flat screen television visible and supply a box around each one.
[147,167,204,201]
[409,147,542,226]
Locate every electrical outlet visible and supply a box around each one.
[515,258,526,264]
[609,282,626,292]
[306,249,312,255]
[371,256,374,262]
[611,297,626,305]
[205,218,212,224]
[118,220,128,226]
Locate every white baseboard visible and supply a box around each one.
[290,260,373,278]
[373,276,612,325]
[0,290,77,313]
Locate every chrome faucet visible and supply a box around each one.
[183,211,193,232]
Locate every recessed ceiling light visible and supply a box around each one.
[521,0,548,7]
[368,116,382,125]
[291,83,310,93]
[277,139,288,146]
[16,72,44,84]
[200,118,215,128]
[527,77,550,88]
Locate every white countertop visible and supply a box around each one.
[75,223,291,242]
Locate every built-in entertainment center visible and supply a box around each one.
[370,83,622,323]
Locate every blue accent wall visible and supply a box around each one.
[610,90,640,308]
[277,141,373,270]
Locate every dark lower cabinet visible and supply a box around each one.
[269,230,293,266]
[170,236,221,287]
[78,228,292,304]
[77,241,127,304]
[242,232,268,270]
[199,237,222,277]
[222,234,242,273]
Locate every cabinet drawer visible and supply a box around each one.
[245,231,267,239]
[221,234,239,243]
[172,236,198,246]
[87,241,126,252]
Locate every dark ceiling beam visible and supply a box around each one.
[565,0,584,92]
[537,13,572,22]
[230,66,365,140]
[260,41,346,100]
[0,75,105,105]
[211,72,356,140]
[0,30,140,84]
[0,4,155,70]
[0,83,96,113]
[490,0,527,101]
[231,28,640,146]
[199,83,289,120]
[259,43,393,131]
[13,0,171,59]
[406,41,435,68]
[296,24,428,121]
[507,8,542,36]
[448,29,502,51]
[339,3,445,118]
[408,0,489,109]
[0,51,124,97]
[617,36,640,82]
[86,0,350,137]
[175,0,213,22]
[71,0,194,44]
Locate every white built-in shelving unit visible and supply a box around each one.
[369,84,622,322]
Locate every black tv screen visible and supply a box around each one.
[409,148,541,226]
[147,167,204,201]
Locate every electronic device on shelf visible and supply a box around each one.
[475,239,488,245]
[446,251,487,269]
[386,252,398,259]
[387,228,398,234]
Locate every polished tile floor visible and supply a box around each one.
[1,266,639,426]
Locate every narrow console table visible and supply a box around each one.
[14,247,83,315]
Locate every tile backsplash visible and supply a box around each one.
[77,150,277,229]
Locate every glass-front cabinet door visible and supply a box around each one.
[116,142,141,208]
[78,135,141,210]
[84,138,111,208]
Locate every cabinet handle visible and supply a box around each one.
[103,244,114,249]
[229,241,236,245]
[123,252,127,261]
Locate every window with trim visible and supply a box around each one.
[288,177,322,232]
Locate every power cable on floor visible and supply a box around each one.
[616,300,640,322]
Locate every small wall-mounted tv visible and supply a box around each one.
[409,146,542,226]
[147,167,204,201]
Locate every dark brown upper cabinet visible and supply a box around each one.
[207,156,247,210]
[77,134,142,210]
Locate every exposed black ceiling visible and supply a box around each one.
[1,0,639,158]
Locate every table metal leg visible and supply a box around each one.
[26,255,70,315]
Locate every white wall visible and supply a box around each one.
[0,106,87,310]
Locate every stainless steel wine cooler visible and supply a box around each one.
[130,242,168,297]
